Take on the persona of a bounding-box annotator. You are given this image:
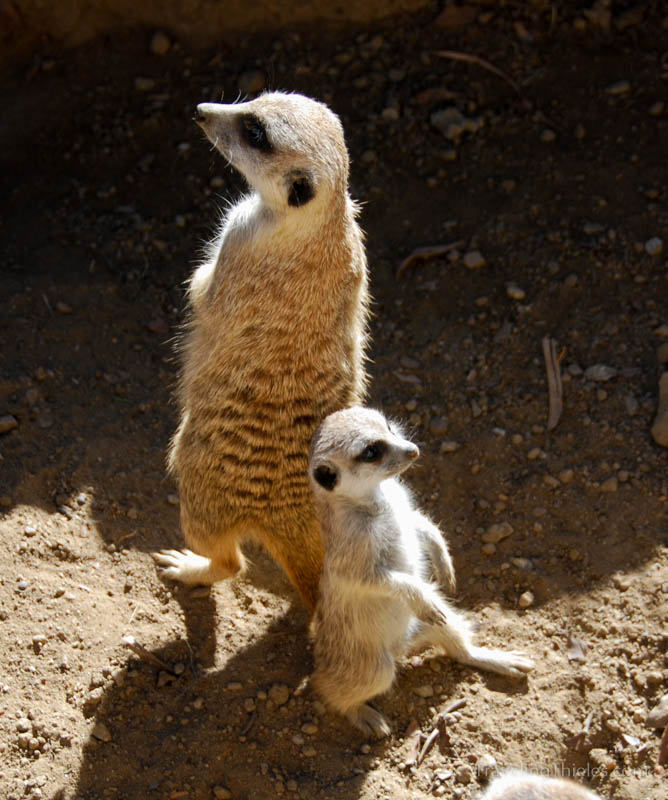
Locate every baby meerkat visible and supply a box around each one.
[153,93,369,610]
[309,407,533,737]
[476,770,602,800]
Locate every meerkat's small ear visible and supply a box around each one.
[287,171,315,207]
[313,464,338,491]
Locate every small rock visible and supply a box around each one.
[243,698,256,712]
[645,237,664,256]
[455,765,474,785]
[134,77,156,92]
[600,476,618,492]
[91,722,112,742]
[431,108,483,141]
[238,69,266,95]
[506,284,525,300]
[150,31,171,56]
[584,364,617,382]
[612,573,632,591]
[16,718,31,733]
[481,543,496,556]
[558,469,574,483]
[301,722,318,735]
[476,753,497,779]
[269,684,290,706]
[56,301,72,314]
[527,447,544,460]
[463,250,486,270]
[413,684,434,698]
[173,662,185,676]
[649,101,665,117]
[439,440,459,453]
[167,493,179,505]
[482,522,513,544]
[0,415,18,434]
[606,80,631,95]
[646,694,668,728]
[518,590,535,609]
[540,129,556,143]
[213,787,232,800]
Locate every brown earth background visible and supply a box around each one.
[0,2,667,800]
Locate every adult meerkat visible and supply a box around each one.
[153,93,369,610]
[476,770,603,800]
[309,407,533,737]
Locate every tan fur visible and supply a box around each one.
[309,408,533,737]
[477,770,603,800]
[154,93,369,610]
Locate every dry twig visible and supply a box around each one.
[435,50,520,93]
[566,710,595,752]
[542,336,564,430]
[397,241,464,279]
[416,698,466,765]
[122,635,174,673]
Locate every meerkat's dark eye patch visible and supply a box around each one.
[313,464,339,491]
[239,114,272,152]
[287,173,315,207]
[357,441,387,463]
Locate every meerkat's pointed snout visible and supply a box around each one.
[406,443,420,461]
[193,104,208,124]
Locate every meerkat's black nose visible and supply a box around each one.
[193,106,207,124]
[407,444,420,460]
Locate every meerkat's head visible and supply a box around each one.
[193,92,349,214]
[309,407,419,501]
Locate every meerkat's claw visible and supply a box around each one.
[152,549,217,585]
[348,704,391,739]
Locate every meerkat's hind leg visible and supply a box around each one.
[412,607,534,679]
[152,543,245,586]
[347,703,392,739]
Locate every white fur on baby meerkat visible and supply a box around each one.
[308,407,533,737]
[476,770,603,800]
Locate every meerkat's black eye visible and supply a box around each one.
[288,174,314,207]
[240,114,272,152]
[313,465,339,491]
[357,441,386,463]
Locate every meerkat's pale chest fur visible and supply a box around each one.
[153,93,369,610]
[476,770,603,800]
[309,408,533,737]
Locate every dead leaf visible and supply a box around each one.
[567,632,588,663]
[397,241,464,278]
[621,733,641,749]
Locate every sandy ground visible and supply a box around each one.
[1,4,667,800]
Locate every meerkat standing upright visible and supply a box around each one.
[309,408,533,737]
[153,93,369,610]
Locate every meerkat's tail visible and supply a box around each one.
[411,605,534,679]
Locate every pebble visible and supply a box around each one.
[431,108,483,140]
[56,301,72,314]
[213,787,232,800]
[134,77,156,92]
[301,722,318,735]
[606,80,631,95]
[543,474,560,489]
[518,590,535,609]
[612,573,631,591]
[167,494,179,505]
[439,440,459,453]
[481,543,496,556]
[360,743,371,754]
[600,476,618,492]
[269,684,290,706]
[455,765,474,784]
[243,698,256,712]
[150,31,171,56]
[527,447,545,460]
[238,69,267,95]
[649,101,665,117]
[0,415,18,434]
[645,237,663,256]
[413,684,434,698]
[540,129,556,143]
[16,719,31,733]
[463,251,486,270]
[476,753,497,779]
[481,522,513,544]
[91,722,112,742]
[558,469,574,483]
[506,284,525,300]
[584,364,617,382]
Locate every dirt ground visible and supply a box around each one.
[1,4,667,800]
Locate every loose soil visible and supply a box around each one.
[1,5,667,800]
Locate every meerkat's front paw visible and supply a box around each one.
[348,704,391,739]
[421,603,449,628]
[152,549,215,585]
